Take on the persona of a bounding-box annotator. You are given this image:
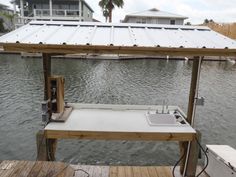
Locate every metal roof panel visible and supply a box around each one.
[1,21,236,50]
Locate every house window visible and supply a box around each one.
[170,19,176,25]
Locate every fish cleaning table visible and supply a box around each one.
[44,104,196,141]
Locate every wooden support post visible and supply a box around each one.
[41,54,58,161]
[36,130,57,161]
[46,139,57,161]
[184,131,201,177]
[179,141,189,174]
[180,56,202,175]
[186,56,201,125]
[43,53,51,101]
[36,130,47,161]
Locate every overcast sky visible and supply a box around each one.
[1,0,236,24]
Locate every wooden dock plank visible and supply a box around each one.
[0,161,19,177]
[45,161,61,177]
[155,166,173,177]
[74,165,90,177]
[27,161,44,177]
[36,161,53,177]
[56,164,74,177]
[8,161,28,177]
[0,161,210,177]
[140,167,150,177]
[124,166,133,177]
[147,167,159,177]
[109,166,118,177]
[101,166,109,177]
[0,161,9,176]
[92,165,103,177]
[117,166,126,177]
[15,161,35,177]
[64,167,75,177]
[132,166,142,177]
[86,166,94,177]
[163,166,173,177]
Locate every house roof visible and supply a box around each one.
[0,2,9,9]
[123,8,188,22]
[0,20,236,56]
[82,0,94,13]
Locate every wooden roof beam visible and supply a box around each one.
[2,43,236,57]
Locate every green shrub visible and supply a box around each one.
[0,18,5,32]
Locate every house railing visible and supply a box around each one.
[33,9,80,17]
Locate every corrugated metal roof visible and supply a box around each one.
[124,8,188,20]
[1,20,236,50]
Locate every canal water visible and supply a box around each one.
[0,54,236,165]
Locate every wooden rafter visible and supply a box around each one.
[2,43,236,57]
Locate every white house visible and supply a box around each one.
[0,3,14,31]
[122,8,188,25]
[11,0,94,27]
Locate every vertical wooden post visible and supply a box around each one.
[43,53,51,101]
[180,56,202,175]
[39,54,57,161]
[36,130,57,161]
[36,130,47,161]
[187,56,201,125]
[184,131,201,177]
[46,139,57,161]
[179,141,189,174]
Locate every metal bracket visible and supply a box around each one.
[195,97,205,106]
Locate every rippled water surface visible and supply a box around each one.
[0,54,236,165]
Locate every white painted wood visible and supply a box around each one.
[45,104,195,134]
[206,145,236,170]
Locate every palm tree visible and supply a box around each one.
[99,0,124,23]
[103,8,109,22]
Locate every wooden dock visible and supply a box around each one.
[72,165,209,177]
[0,160,209,177]
[0,160,74,177]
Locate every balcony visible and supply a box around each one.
[33,9,80,17]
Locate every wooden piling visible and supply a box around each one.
[180,57,202,176]
[42,53,51,100]
[36,130,57,161]
[186,56,201,125]
[184,131,201,177]
[36,130,47,161]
